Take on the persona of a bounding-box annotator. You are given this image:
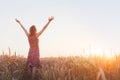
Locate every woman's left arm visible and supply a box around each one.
[37,16,54,37]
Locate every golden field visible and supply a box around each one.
[0,52,120,80]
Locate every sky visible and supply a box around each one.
[0,0,120,57]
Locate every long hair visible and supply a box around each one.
[29,25,37,36]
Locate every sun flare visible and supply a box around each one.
[90,48,117,59]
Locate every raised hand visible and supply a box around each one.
[48,16,54,22]
[36,16,54,37]
[15,18,29,37]
[15,19,20,23]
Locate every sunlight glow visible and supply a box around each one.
[90,47,117,60]
[91,48,103,56]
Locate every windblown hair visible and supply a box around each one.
[29,25,37,36]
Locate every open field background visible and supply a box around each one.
[0,52,120,80]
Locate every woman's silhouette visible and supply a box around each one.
[15,16,54,79]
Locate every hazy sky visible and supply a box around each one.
[1,0,120,57]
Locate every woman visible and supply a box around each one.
[15,16,54,79]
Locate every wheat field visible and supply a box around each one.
[0,53,120,80]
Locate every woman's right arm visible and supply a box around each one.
[15,19,29,37]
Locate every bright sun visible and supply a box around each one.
[90,48,116,59]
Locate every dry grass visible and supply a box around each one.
[0,54,120,80]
